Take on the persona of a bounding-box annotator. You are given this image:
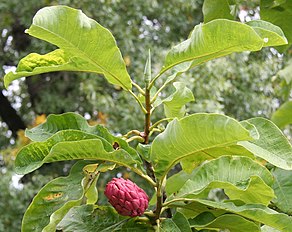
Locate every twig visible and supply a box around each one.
[126,135,145,143]
[132,81,145,95]
[128,89,147,114]
[150,118,173,131]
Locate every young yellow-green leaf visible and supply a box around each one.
[4,6,131,90]
[238,118,292,170]
[203,0,233,23]
[174,156,274,205]
[271,101,292,129]
[175,200,292,231]
[189,213,260,232]
[162,82,194,119]
[150,113,255,180]
[160,19,287,76]
[22,161,90,232]
[246,20,288,47]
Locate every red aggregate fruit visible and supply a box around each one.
[104,178,149,217]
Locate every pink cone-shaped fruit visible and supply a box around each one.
[104,178,149,217]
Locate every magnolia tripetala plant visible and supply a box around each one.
[3,3,292,232]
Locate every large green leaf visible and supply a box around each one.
[174,200,292,231]
[261,0,292,52]
[25,112,140,163]
[238,118,292,170]
[203,0,233,23]
[189,213,260,232]
[58,205,153,231]
[160,19,287,76]
[150,113,255,180]
[4,6,131,90]
[15,130,143,175]
[162,82,194,118]
[271,101,292,128]
[22,161,89,232]
[174,156,274,205]
[271,167,292,214]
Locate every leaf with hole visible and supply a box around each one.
[22,161,91,232]
[15,130,144,175]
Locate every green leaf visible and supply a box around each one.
[246,20,288,47]
[271,167,292,214]
[162,82,194,118]
[166,170,193,196]
[271,101,292,128]
[136,143,151,162]
[152,63,193,108]
[261,0,292,52]
[150,113,255,180]
[58,205,154,231]
[159,212,192,232]
[160,19,287,76]
[175,156,274,205]
[4,6,131,90]
[203,0,233,23]
[22,161,90,232]
[177,201,226,219]
[175,200,292,231]
[189,213,260,232]
[25,112,140,164]
[15,130,110,174]
[15,130,143,175]
[238,118,292,170]
[172,212,192,232]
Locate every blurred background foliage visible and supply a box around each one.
[0,0,291,231]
